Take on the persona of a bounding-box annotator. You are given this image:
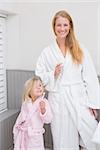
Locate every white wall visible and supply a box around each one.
[97,2,100,75]
[0,1,99,74]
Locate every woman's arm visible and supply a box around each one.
[82,46,100,109]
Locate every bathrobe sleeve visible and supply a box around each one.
[13,102,28,143]
[35,48,56,91]
[39,98,53,124]
[82,46,100,109]
[13,102,27,127]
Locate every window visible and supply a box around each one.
[0,14,7,113]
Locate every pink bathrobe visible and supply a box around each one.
[13,97,53,150]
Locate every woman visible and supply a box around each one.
[35,10,100,150]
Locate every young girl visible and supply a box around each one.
[13,75,53,150]
[92,121,100,144]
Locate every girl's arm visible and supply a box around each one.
[13,102,27,140]
[39,99,53,124]
[35,49,56,92]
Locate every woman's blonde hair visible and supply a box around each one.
[52,10,83,64]
[22,75,43,101]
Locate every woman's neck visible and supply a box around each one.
[56,38,67,57]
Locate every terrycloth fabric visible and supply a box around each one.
[92,121,100,144]
[13,97,52,150]
[35,41,100,150]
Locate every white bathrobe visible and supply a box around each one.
[35,41,100,150]
[92,121,100,144]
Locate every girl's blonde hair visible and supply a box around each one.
[22,75,43,101]
[52,10,83,64]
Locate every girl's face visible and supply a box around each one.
[54,16,70,40]
[30,80,44,99]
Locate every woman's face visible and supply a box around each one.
[54,16,70,40]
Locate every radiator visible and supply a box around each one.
[6,69,34,109]
[0,109,19,150]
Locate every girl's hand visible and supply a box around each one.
[54,63,63,78]
[89,108,98,119]
[39,101,46,114]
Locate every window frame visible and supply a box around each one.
[0,14,7,113]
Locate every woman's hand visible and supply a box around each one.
[39,101,46,114]
[89,108,98,119]
[54,63,63,78]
